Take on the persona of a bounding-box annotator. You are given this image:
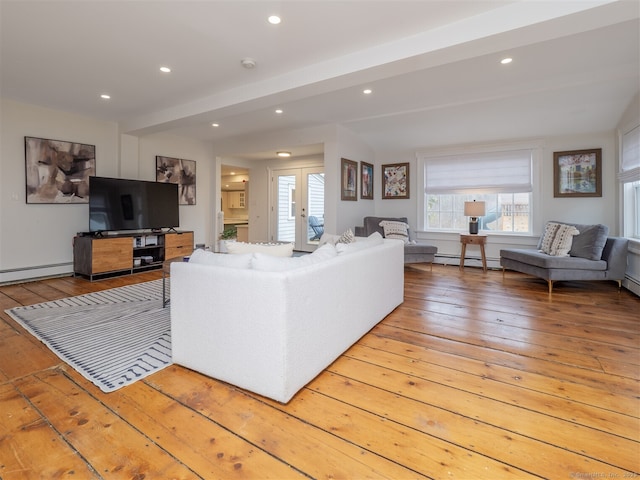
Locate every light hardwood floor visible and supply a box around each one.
[0,265,638,479]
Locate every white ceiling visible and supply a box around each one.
[1,1,638,161]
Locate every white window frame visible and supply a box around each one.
[619,122,640,240]
[416,141,543,235]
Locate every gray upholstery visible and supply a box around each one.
[501,235,628,293]
[355,216,437,265]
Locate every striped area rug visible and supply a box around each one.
[5,279,171,393]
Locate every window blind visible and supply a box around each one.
[620,125,640,183]
[423,149,533,194]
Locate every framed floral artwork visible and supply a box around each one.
[382,162,409,199]
[361,161,373,199]
[341,158,357,201]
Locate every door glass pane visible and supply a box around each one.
[307,173,325,242]
[277,175,296,242]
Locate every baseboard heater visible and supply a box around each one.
[0,262,72,285]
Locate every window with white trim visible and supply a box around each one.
[422,148,534,233]
[620,124,640,239]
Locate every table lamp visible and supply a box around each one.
[464,200,485,234]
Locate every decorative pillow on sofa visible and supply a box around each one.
[539,222,580,257]
[379,220,410,244]
[188,249,253,268]
[225,241,294,257]
[337,228,355,244]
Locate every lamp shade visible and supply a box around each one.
[464,201,486,217]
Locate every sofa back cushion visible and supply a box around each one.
[188,249,253,268]
[251,243,337,271]
[226,241,294,257]
[569,223,609,260]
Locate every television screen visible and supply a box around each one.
[89,176,179,232]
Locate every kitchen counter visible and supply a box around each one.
[224,217,248,227]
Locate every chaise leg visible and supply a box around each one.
[502,266,505,279]
[617,280,622,291]
[548,280,553,294]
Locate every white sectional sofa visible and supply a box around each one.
[170,235,404,403]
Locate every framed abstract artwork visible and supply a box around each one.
[156,156,196,205]
[382,162,410,199]
[24,136,96,204]
[361,161,374,200]
[341,158,357,201]
[553,148,602,197]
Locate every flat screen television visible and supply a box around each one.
[89,176,179,233]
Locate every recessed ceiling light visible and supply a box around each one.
[100,94,111,100]
[160,66,171,73]
[275,109,283,114]
[277,151,291,157]
[211,123,219,127]
[500,57,513,65]
[363,88,372,95]
[268,15,281,24]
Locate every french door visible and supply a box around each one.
[272,166,324,252]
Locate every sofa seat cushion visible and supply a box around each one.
[500,248,607,271]
[405,243,437,255]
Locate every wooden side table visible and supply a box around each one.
[459,234,487,272]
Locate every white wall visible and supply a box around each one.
[0,99,119,283]
[0,99,214,283]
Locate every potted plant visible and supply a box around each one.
[218,226,237,252]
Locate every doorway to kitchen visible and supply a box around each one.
[272,166,324,252]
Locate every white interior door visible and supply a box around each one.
[272,166,324,252]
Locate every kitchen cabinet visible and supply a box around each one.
[228,191,245,208]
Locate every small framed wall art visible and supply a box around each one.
[156,156,196,205]
[382,162,410,199]
[341,158,358,201]
[24,136,96,204]
[361,161,374,200]
[553,148,602,197]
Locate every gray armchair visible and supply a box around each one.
[355,216,437,267]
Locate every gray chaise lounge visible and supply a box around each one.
[500,222,628,293]
[355,216,437,267]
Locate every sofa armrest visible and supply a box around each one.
[602,237,629,280]
[354,226,365,236]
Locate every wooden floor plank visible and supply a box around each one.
[15,369,198,480]
[327,355,638,472]
[0,382,100,480]
[71,370,308,480]
[308,370,628,479]
[355,336,639,440]
[149,366,427,480]
[374,323,639,398]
